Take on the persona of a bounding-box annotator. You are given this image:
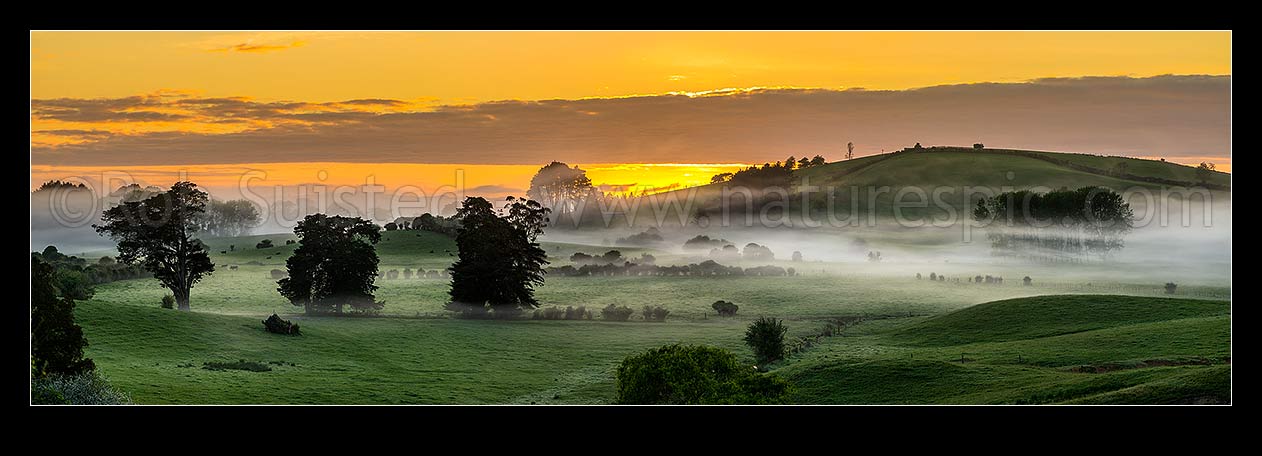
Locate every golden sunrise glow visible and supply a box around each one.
[29,163,753,197]
[31,31,1232,191]
[31,31,1230,102]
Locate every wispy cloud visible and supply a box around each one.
[210,41,306,53]
[31,75,1231,167]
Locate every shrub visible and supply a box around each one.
[386,269,400,280]
[712,300,739,316]
[30,372,132,405]
[403,268,413,279]
[601,304,635,321]
[1165,282,1178,294]
[744,265,786,276]
[262,313,301,335]
[744,317,788,365]
[245,260,264,266]
[256,239,273,249]
[642,305,670,322]
[285,239,296,245]
[269,269,287,279]
[203,360,272,372]
[161,294,175,309]
[614,344,790,404]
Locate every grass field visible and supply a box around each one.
[777,295,1231,404]
[72,226,1231,404]
[57,148,1231,404]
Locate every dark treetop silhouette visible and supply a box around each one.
[94,181,214,311]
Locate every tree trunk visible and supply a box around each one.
[175,287,191,311]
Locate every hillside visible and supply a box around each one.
[606,146,1230,228]
[777,294,1231,404]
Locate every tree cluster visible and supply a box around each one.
[446,196,550,316]
[277,214,383,315]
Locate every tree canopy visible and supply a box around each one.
[447,196,549,316]
[615,344,790,404]
[200,199,262,237]
[94,181,214,311]
[31,257,95,377]
[277,214,383,314]
[526,161,594,215]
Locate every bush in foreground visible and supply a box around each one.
[31,372,132,405]
[262,314,301,335]
[615,344,790,404]
[745,317,788,365]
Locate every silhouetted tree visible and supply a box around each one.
[846,142,854,160]
[710,172,734,184]
[1196,162,1217,184]
[791,251,803,262]
[527,161,594,215]
[277,214,382,314]
[94,181,215,311]
[502,196,551,241]
[31,257,94,377]
[447,197,549,315]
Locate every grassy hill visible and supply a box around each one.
[886,295,1229,346]
[608,146,1229,228]
[777,294,1230,404]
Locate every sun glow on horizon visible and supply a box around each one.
[28,162,755,200]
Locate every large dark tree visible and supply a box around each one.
[502,196,551,241]
[447,197,549,315]
[277,214,383,314]
[526,161,594,215]
[31,257,95,377]
[94,181,215,311]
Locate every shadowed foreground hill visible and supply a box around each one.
[779,295,1230,404]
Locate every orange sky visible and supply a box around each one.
[31,31,1232,191]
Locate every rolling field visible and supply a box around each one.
[61,148,1231,404]
[778,295,1230,404]
[72,230,1231,404]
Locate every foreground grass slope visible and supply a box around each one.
[77,299,763,404]
[777,295,1230,404]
